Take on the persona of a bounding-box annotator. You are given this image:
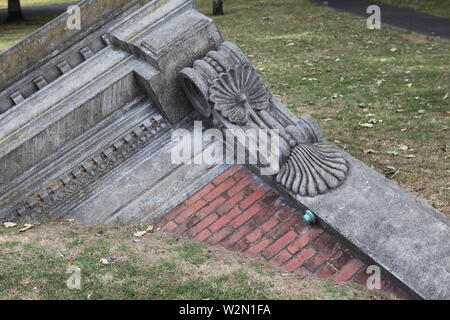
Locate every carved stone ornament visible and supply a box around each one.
[210,65,270,125]
[180,42,349,197]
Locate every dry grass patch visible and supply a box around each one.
[0,220,393,300]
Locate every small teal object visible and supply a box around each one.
[303,210,317,225]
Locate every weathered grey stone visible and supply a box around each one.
[0,0,223,222]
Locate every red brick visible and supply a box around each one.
[175,199,207,223]
[270,222,290,240]
[260,192,279,206]
[160,204,186,225]
[261,216,281,232]
[193,229,212,242]
[227,176,252,197]
[353,269,371,285]
[246,237,273,256]
[269,249,292,267]
[175,215,200,234]
[209,207,242,232]
[216,201,233,216]
[205,226,234,245]
[196,196,226,218]
[332,259,366,282]
[229,189,247,203]
[330,250,352,269]
[233,167,251,181]
[248,180,265,191]
[253,206,279,225]
[186,184,214,205]
[246,229,263,243]
[212,165,241,186]
[215,191,245,216]
[230,202,264,228]
[315,263,338,278]
[271,215,301,239]
[204,178,235,201]
[188,213,219,237]
[304,243,339,271]
[277,207,294,221]
[287,228,323,254]
[294,222,308,235]
[246,217,280,243]
[296,267,312,277]
[222,221,257,248]
[262,231,297,260]
[283,248,316,272]
[231,238,251,252]
[312,234,335,251]
[239,188,269,210]
[161,221,178,232]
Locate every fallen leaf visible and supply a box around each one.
[146,225,155,232]
[390,47,398,52]
[398,144,408,151]
[404,154,416,158]
[359,123,374,128]
[3,222,17,228]
[443,93,448,100]
[387,151,399,156]
[19,224,33,232]
[384,166,399,179]
[418,109,425,114]
[363,149,378,154]
[100,258,110,265]
[133,231,147,237]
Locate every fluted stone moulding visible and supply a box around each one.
[180,42,349,197]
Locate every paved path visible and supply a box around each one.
[0,3,76,22]
[311,0,450,39]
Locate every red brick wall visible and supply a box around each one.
[156,165,408,299]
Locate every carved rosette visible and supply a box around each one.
[210,65,269,125]
[180,42,349,197]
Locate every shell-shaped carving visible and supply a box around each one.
[209,64,269,125]
[276,143,349,197]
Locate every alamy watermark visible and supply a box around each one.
[66,5,81,30]
[66,265,81,290]
[171,121,280,176]
[366,265,381,290]
[367,5,381,29]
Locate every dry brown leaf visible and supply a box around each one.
[3,222,17,228]
[19,224,33,232]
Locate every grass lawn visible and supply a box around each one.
[0,220,388,300]
[374,0,450,19]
